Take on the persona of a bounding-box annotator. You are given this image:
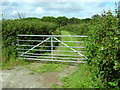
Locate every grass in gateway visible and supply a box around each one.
[25,63,69,74]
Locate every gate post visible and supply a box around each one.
[51,37,53,60]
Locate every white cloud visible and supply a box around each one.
[0,6,2,14]
[1,1,118,19]
[11,10,17,15]
[36,7,43,14]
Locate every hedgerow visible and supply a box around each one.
[85,10,120,88]
[2,19,60,63]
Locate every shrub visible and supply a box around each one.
[85,10,120,88]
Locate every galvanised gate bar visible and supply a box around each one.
[16,34,88,63]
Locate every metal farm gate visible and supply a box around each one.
[16,35,88,63]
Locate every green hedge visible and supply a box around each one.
[85,10,120,88]
[2,19,60,63]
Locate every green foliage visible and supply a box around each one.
[68,17,84,24]
[83,18,92,23]
[2,18,60,64]
[41,16,90,27]
[61,64,96,88]
[52,84,59,88]
[56,16,69,26]
[58,23,88,35]
[41,16,56,23]
[85,10,120,88]
[21,17,41,20]
[41,16,69,27]
[2,57,29,70]
[27,63,68,74]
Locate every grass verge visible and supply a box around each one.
[61,63,94,88]
[2,58,29,70]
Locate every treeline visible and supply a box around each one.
[22,16,91,26]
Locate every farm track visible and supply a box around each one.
[1,63,78,88]
[1,30,85,88]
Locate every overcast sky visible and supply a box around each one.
[1,0,120,19]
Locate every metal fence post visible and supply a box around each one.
[51,37,53,60]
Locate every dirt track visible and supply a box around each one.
[1,64,77,88]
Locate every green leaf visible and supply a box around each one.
[114,37,118,40]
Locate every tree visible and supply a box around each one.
[92,14,101,19]
[41,16,56,22]
[56,16,69,26]
[69,17,80,24]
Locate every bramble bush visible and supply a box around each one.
[85,10,120,88]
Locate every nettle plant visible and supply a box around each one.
[85,10,120,88]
